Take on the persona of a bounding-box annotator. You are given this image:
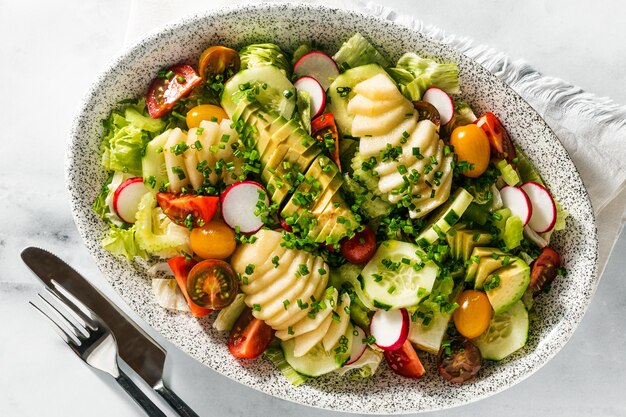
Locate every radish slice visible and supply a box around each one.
[294,76,326,118]
[500,185,533,226]
[521,182,557,233]
[346,326,367,365]
[422,87,454,125]
[293,51,339,91]
[279,216,293,232]
[221,181,269,234]
[113,177,148,224]
[370,308,409,351]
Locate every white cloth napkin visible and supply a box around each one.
[125,0,626,276]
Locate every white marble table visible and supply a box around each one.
[1,1,625,416]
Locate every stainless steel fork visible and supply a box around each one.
[30,282,167,417]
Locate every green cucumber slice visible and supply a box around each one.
[473,300,528,361]
[361,240,438,309]
[416,187,474,245]
[221,66,296,120]
[485,258,530,315]
[281,323,354,377]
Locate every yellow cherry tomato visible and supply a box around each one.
[190,221,236,259]
[453,290,493,339]
[186,104,229,129]
[450,124,491,178]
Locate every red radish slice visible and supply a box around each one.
[521,182,557,233]
[346,326,367,365]
[500,185,533,226]
[221,181,269,234]
[293,51,339,91]
[422,87,454,125]
[370,308,409,351]
[113,177,148,223]
[294,76,326,118]
[279,216,293,232]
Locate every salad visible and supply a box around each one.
[93,33,568,384]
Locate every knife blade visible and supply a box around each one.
[21,247,199,417]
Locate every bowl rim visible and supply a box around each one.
[65,2,599,414]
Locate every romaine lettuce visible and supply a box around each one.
[334,347,383,378]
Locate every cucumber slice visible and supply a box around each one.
[281,323,354,377]
[473,300,528,361]
[485,258,530,315]
[361,240,438,309]
[141,130,171,191]
[221,66,296,120]
[327,64,389,136]
[416,187,474,245]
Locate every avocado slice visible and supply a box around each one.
[459,229,493,261]
[484,258,530,315]
[445,223,466,260]
[465,247,506,283]
[474,255,514,290]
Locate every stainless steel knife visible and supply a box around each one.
[21,247,199,417]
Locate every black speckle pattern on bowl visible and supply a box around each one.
[65,3,598,414]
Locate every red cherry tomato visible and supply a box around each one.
[156,193,219,228]
[340,227,377,264]
[166,256,211,317]
[437,338,482,383]
[228,308,274,359]
[383,339,426,378]
[186,259,238,309]
[147,64,202,118]
[529,247,561,294]
[311,113,341,171]
[475,112,517,164]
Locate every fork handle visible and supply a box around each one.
[154,381,200,417]
[116,370,167,417]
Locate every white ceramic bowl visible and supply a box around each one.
[66,3,598,414]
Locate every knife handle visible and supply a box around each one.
[116,371,167,417]
[154,380,200,417]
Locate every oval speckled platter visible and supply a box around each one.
[66,3,598,414]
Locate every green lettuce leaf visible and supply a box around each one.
[264,347,309,386]
[102,225,148,260]
[93,172,114,220]
[239,43,291,76]
[389,52,460,100]
[333,33,390,70]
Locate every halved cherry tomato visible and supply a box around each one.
[156,193,219,228]
[475,112,517,164]
[450,124,491,178]
[530,246,561,294]
[147,64,202,118]
[340,227,377,265]
[186,259,238,309]
[383,339,426,378]
[186,104,229,129]
[412,101,441,126]
[167,256,211,317]
[437,338,482,383]
[228,307,274,359]
[311,113,341,172]
[190,221,236,259]
[453,290,492,339]
[198,46,240,80]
